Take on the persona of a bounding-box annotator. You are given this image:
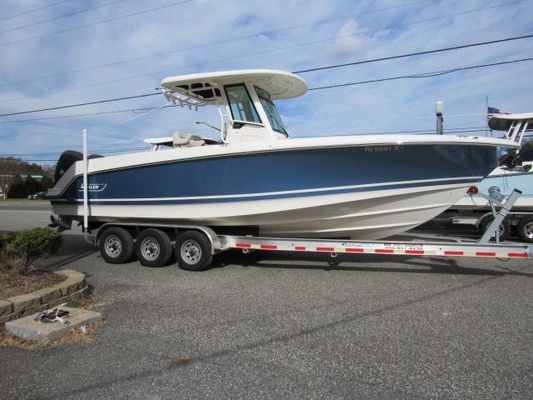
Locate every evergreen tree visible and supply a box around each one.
[40,175,54,189]
[7,175,25,198]
[24,176,44,196]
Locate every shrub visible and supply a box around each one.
[1,228,62,274]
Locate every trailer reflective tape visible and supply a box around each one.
[316,247,335,252]
[405,250,425,255]
[444,251,464,256]
[222,236,530,260]
[345,248,364,253]
[475,251,496,257]
[508,252,528,258]
[375,249,394,254]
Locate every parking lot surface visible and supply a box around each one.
[1,202,532,399]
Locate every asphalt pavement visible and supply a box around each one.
[1,201,532,399]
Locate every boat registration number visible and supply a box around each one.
[364,145,402,153]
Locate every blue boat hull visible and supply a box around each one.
[49,143,502,239]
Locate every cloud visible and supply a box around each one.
[326,20,376,58]
[0,0,532,162]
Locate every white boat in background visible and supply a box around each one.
[445,112,533,241]
[47,69,519,240]
[453,112,533,210]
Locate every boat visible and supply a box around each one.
[452,112,533,211]
[47,69,520,240]
[443,112,533,241]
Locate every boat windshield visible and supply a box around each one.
[255,86,288,136]
[225,84,262,124]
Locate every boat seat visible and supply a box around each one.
[172,132,205,147]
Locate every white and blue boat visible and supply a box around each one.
[47,70,519,239]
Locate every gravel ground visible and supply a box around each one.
[0,203,532,399]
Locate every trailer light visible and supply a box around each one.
[467,186,478,195]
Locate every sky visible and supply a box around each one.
[0,0,532,163]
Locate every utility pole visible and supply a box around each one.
[436,101,444,135]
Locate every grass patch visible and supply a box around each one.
[1,228,63,298]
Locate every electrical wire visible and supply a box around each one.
[0,0,527,91]
[1,55,532,119]
[0,0,72,23]
[293,34,533,74]
[0,0,194,48]
[0,0,427,88]
[0,93,160,118]
[0,0,128,35]
[0,105,177,124]
[307,57,533,91]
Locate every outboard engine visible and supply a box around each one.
[54,150,82,183]
[53,150,104,183]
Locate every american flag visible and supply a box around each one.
[487,107,511,120]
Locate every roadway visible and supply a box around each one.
[0,201,532,399]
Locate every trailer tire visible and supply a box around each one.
[175,230,212,271]
[135,229,173,267]
[517,216,533,243]
[479,217,510,241]
[99,227,134,264]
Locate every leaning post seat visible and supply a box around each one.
[172,132,205,147]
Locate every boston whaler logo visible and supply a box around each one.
[79,183,107,192]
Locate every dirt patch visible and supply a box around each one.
[68,286,96,310]
[0,267,65,299]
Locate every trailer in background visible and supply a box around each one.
[443,187,533,243]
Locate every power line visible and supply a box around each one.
[0,0,525,91]
[1,54,532,119]
[0,30,529,112]
[308,57,533,91]
[0,0,128,35]
[0,93,160,118]
[0,0,72,23]
[0,0,427,89]
[0,0,194,48]
[0,105,177,124]
[293,34,533,74]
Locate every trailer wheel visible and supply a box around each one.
[175,230,213,271]
[135,228,173,267]
[479,217,510,241]
[99,227,134,264]
[517,216,533,243]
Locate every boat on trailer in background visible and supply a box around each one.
[444,112,533,242]
[45,69,524,268]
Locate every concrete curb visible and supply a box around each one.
[0,270,88,324]
[5,306,103,344]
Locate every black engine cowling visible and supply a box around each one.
[54,151,105,183]
[54,150,82,183]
